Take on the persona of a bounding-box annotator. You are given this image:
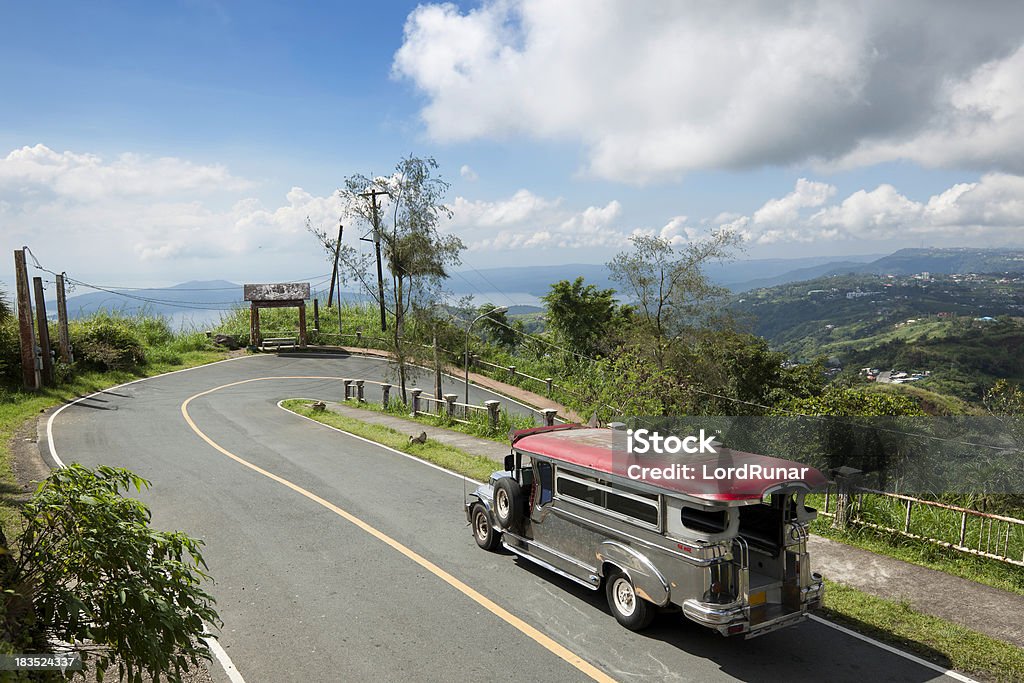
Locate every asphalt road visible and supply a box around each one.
[44,354,968,682]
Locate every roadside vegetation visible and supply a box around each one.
[282,399,498,481]
[822,580,1024,683]
[330,396,535,441]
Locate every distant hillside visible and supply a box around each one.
[854,247,1024,276]
[52,280,245,319]
[731,270,1024,400]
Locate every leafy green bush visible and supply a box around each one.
[0,317,21,384]
[70,315,147,371]
[1,465,219,681]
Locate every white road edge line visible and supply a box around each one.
[808,615,978,683]
[204,636,246,683]
[278,399,485,486]
[45,353,252,683]
[281,401,982,683]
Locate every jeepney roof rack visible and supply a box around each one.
[510,423,587,446]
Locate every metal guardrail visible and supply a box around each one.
[819,483,1024,567]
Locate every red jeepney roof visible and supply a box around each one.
[511,425,827,503]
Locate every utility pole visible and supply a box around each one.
[13,249,39,390]
[433,332,443,402]
[360,189,388,332]
[56,272,73,362]
[33,277,54,386]
[326,221,343,308]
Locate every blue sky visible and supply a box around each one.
[2,1,1024,293]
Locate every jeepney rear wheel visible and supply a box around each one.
[471,503,501,551]
[493,478,523,532]
[605,571,655,631]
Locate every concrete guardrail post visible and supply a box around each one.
[471,353,479,368]
[832,466,862,530]
[343,379,352,401]
[410,388,422,416]
[485,400,500,429]
[381,383,391,408]
[545,377,553,396]
[508,365,516,380]
[444,393,457,418]
[355,380,365,402]
[541,408,558,427]
[356,330,362,345]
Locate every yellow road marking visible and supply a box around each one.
[181,377,617,683]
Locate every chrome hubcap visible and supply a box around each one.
[613,578,636,616]
[475,512,489,539]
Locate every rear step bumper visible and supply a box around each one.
[682,577,824,638]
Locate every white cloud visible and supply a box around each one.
[394,1,1024,181]
[449,189,632,250]
[459,164,478,181]
[725,174,1024,244]
[0,144,345,280]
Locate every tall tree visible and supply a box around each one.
[477,303,520,351]
[541,277,620,359]
[337,156,464,401]
[607,230,740,369]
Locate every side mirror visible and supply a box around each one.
[503,453,515,472]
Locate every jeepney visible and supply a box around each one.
[466,424,827,638]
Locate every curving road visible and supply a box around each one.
[44,354,969,682]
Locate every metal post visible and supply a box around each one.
[32,277,54,386]
[14,250,39,390]
[56,273,72,363]
[313,298,320,331]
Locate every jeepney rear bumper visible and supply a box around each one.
[682,578,824,638]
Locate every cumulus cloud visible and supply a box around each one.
[451,190,628,250]
[459,164,478,181]
[0,144,345,280]
[725,174,1024,244]
[394,1,1024,181]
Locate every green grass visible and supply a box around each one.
[822,579,1024,682]
[282,400,499,481]
[332,395,534,442]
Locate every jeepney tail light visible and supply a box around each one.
[710,581,723,594]
[727,624,745,635]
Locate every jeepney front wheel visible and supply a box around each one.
[471,503,501,551]
[605,571,655,631]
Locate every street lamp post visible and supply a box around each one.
[465,307,508,406]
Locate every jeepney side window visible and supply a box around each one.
[606,491,659,526]
[556,471,604,506]
[680,505,729,533]
[535,460,553,505]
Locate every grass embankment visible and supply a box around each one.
[332,396,534,442]
[822,580,1024,683]
[1,313,233,532]
[282,399,498,481]
[282,401,1023,682]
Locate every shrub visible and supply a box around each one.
[1,465,219,681]
[0,317,20,383]
[70,316,147,372]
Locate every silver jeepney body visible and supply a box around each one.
[466,427,825,638]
